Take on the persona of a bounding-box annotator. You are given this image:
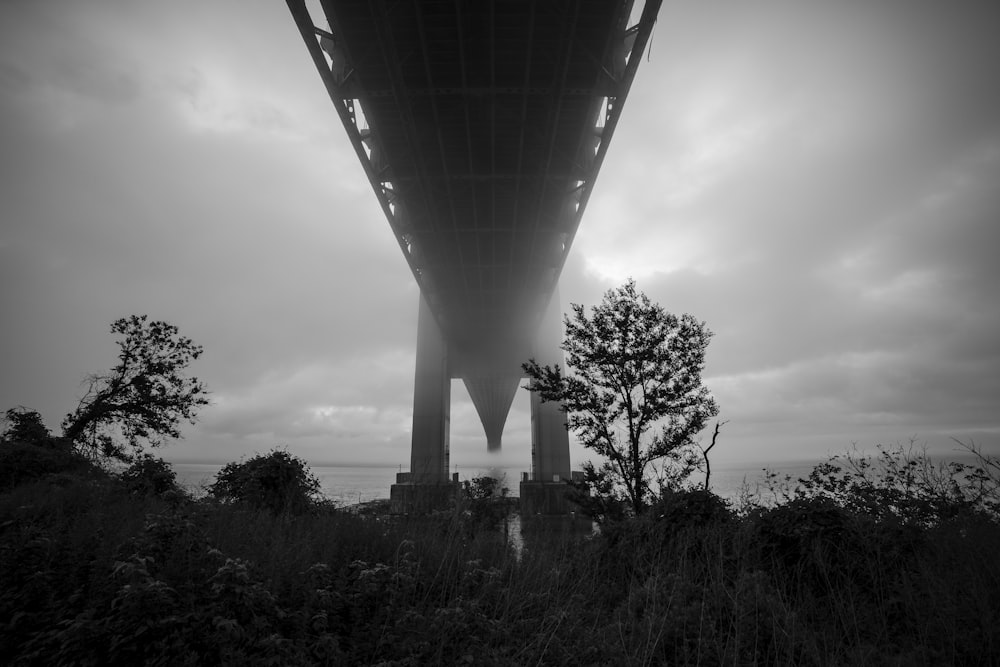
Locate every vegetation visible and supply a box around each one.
[3,407,53,445]
[3,301,997,663]
[61,315,209,462]
[208,448,322,515]
[524,280,720,515]
[460,475,516,532]
[761,439,1000,525]
[1,408,89,491]
[120,454,185,498]
[0,439,93,492]
[2,439,997,666]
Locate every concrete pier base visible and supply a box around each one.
[390,472,461,514]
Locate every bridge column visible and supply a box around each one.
[409,293,451,481]
[522,287,575,516]
[390,293,458,513]
[530,287,572,481]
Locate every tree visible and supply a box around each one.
[698,419,728,490]
[208,448,322,514]
[523,280,719,516]
[61,315,209,462]
[2,407,53,445]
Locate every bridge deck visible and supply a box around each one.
[288,0,661,357]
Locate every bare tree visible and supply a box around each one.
[700,420,729,490]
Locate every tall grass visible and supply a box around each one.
[2,443,999,665]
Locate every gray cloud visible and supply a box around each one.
[1,0,997,471]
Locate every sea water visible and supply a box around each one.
[171,461,820,506]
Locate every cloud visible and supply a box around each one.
[2,0,998,473]
[167,66,322,143]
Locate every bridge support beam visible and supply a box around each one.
[392,288,576,515]
[522,288,575,516]
[529,288,571,482]
[390,293,458,513]
[409,293,451,481]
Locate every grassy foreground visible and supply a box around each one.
[2,445,999,665]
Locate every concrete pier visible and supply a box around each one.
[390,295,455,513]
[528,289,571,484]
[392,290,577,514]
[519,289,576,516]
[407,294,451,483]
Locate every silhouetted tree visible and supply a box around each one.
[2,407,52,445]
[523,280,719,515]
[61,315,209,462]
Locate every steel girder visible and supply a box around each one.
[287,0,661,359]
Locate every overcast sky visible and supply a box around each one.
[2,0,998,473]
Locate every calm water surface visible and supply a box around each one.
[171,461,819,506]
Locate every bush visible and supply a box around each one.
[0,440,95,491]
[764,443,1000,525]
[461,476,513,530]
[651,488,733,528]
[749,497,921,603]
[754,496,854,567]
[208,448,321,514]
[120,454,184,498]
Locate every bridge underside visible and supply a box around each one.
[287,0,660,496]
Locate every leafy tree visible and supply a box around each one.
[61,315,209,462]
[2,407,53,445]
[208,448,322,514]
[523,280,719,516]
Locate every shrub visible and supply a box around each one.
[119,454,184,498]
[651,488,733,528]
[461,476,513,530]
[755,496,850,554]
[208,448,321,514]
[0,440,95,491]
[750,497,887,599]
[765,443,1000,525]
